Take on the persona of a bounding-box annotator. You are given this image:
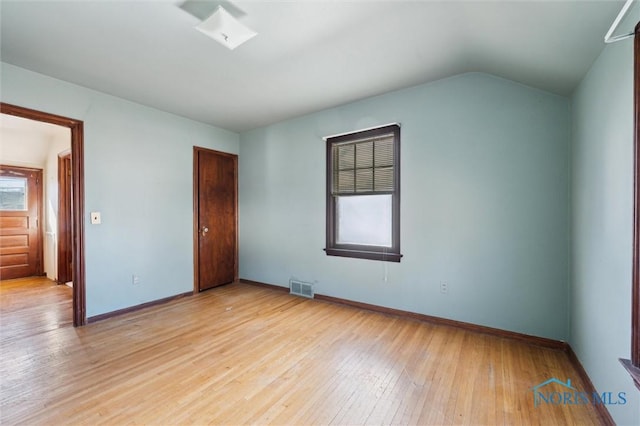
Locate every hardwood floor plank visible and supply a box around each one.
[0,278,604,425]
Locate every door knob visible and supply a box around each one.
[201,226,209,237]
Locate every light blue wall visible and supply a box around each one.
[3,34,635,422]
[240,72,570,341]
[1,62,240,317]
[570,40,638,424]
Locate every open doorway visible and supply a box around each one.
[0,103,85,326]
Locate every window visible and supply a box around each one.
[0,176,27,211]
[325,124,401,262]
[621,23,640,390]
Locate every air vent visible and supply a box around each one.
[290,279,314,299]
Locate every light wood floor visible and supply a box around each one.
[1,276,72,340]
[1,277,602,425]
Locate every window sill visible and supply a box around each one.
[619,358,640,391]
[324,247,402,262]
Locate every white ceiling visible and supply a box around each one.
[0,1,635,133]
[0,114,70,167]
[0,113,68,138]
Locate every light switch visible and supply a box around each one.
[91,212,101,225]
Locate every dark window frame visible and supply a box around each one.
[621,22,640,390]
[324,124,402,262]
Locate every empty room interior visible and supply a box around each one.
[1,0,640,424]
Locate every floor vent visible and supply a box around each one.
[290,279,314,299]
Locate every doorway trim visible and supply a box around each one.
[1,102,86,326]
[57,150,72,284]
[193,146,239,293]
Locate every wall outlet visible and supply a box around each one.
[440,281,448,294]
[90,211,101,225]
[132,274,140,285]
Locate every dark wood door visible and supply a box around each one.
[195,148,237,292]
[57,152,73,284]
[0,165,43,280]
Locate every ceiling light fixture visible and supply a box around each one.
[195,6,257,50]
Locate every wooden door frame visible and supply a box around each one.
[1,103,86,326]
[57,150,72,284]
[192,146,238,293]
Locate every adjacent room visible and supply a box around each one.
[1,0,639,424]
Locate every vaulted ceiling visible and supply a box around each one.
[0,1,633,133]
